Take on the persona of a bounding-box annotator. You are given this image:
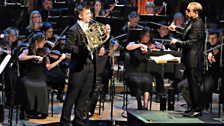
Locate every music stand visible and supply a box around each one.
[139,15,170,28]
[109,5,125,18]
[127,29,142,43]
[0,54,11,75]
[96,16,126,37]
[0,54,11,123]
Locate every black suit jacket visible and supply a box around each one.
[176,18,205,69]
[65,22,95,73]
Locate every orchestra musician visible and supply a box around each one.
[60,3,111,126]
[92,0,105,19]
[18,32,66,119]
[0,27,20,107]
[122,11,143,33]
[207,32,222,93]
[122,11,143,48]
[168,2,205,117]
[26,10,43,39]
[39,0,53,22]
[145,1,165,15]
[41,22,66,102]
[126,27,153,110]
[145,1,156,15]
[206,32,224,105]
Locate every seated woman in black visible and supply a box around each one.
[41,22,67,102]
[125,27,153,110]
[18,32,66,119]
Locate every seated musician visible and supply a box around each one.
[18,32,66,119]
[207,31,224,94]
[39,0,53,22]
[26,10,43,40]
[171,12,185,39]
[0,27,20,107]
[145,1,156,15]
[92,0,105,19]
[155,21,177,50]
[122,11,143,48]
[122,11,143,33]
[145,1,165,15]
[126,27,153,110]
[41,22,66,102]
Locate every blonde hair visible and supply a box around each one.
[189,2,203,14]
[28,10,43,31]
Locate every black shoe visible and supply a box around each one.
[57,92,64,102]
[19,111,28,120]
[40,113,48,119]
[184,110,192,114]
[73,119,86,126]
[137,104,143,110]
[183,111,202,117]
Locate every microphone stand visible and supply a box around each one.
[218,37,224,117]
[110,49,115,126]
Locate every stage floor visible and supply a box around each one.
[127,110,224,126]
[1,90,224,125]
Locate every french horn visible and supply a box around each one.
[86,19,110,53]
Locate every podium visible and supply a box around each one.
[149,52,181,111]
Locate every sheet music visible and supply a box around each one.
[150,54,180,64]
[0,54,11,74]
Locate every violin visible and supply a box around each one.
[36,47,69,61]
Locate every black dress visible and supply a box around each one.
[125,43,153,96]
[20,57,48,115]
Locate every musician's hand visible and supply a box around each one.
[98,47,106,56]
[33,55,43,62]
[46,41,55,48]
[59,53,66,60]
[168,24,176,31]
[170,39,178,45]
[208,53,216,63]
[105,24,111,35]
[140,44,148,53]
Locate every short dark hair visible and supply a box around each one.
[41,22,53,32]
[209,31,219,38]
[128,11,139,20]
[76,3,91,14]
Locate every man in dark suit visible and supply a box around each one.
[168,2,205,117]
[60,3,110,126]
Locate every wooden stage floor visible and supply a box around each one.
[1,92,224,125]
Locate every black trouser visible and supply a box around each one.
[5,69,18,106]
[60,63,94,126]
[186,68,202,111]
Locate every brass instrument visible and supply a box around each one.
[86,19,110,53]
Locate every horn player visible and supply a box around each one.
[60,3,111,126]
